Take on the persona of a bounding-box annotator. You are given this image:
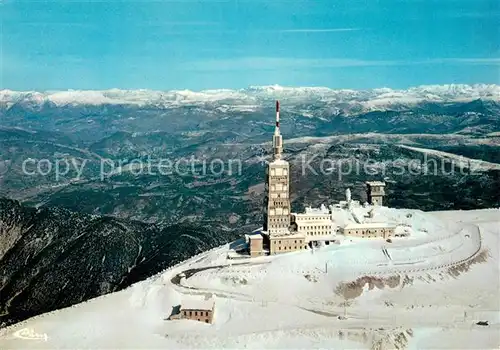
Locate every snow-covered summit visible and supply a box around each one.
[0,208,498,349]
[1,84,499,110]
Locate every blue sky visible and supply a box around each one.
[1,0,499,90]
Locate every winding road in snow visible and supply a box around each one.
[361,224,482,276]
[168,223,484,324]
[170,261,269,300]
[171,223,483,301]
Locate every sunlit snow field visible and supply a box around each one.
[1,208,499,349]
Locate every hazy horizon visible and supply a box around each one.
[2,82,500,94]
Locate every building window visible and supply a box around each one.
[195,311,198,316]
[189,311,192,316]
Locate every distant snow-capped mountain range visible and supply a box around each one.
[1,84,499,113]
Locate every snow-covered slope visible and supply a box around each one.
[1,84,499,111]
[399,145,500,171]
[0,208,499,349]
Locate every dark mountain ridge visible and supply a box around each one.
[0,198,238,328]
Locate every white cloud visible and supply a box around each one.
[185,57,500,71]
[185,57,397,71]
[137,21,220,27]
[279,28,361,33]
[438,58,500,65]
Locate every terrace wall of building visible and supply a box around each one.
[342,226,395,239]
[269,235,306,254]
[181,309,214,324]
[249,235,264,257]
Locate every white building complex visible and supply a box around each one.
[291,205,337,242]
[245,101,396,257]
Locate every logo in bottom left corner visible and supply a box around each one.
[13,327,48,342]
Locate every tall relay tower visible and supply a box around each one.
[263,101,291,235]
